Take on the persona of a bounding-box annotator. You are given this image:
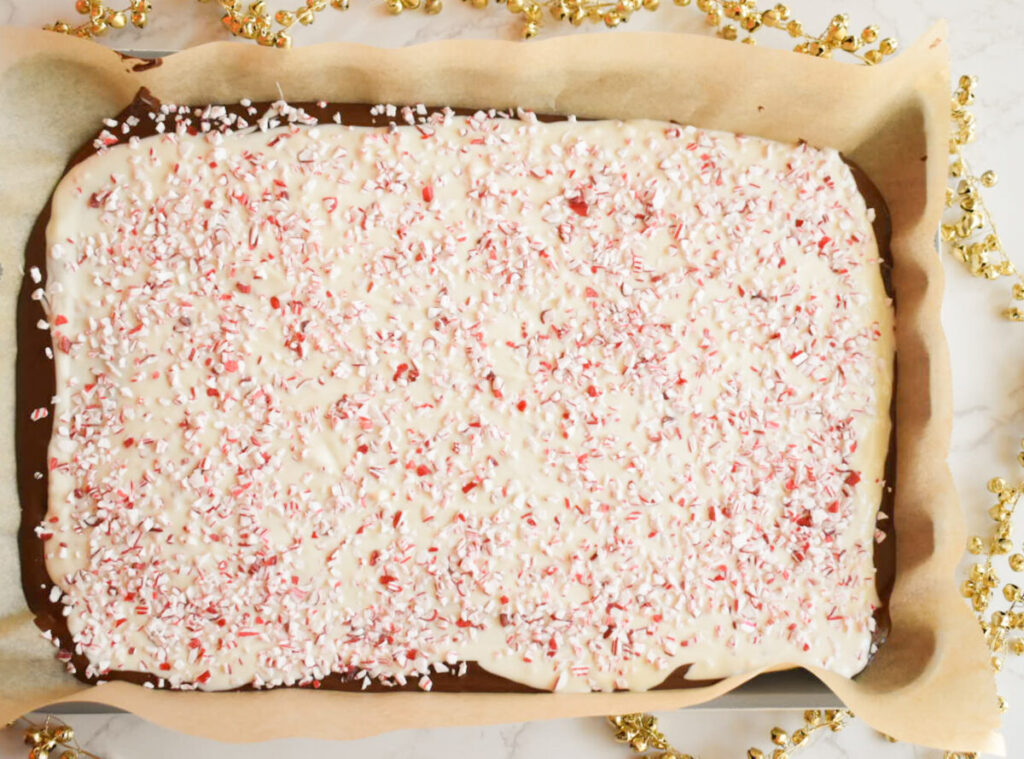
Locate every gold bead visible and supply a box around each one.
[108,10,127,27]
[980,170,998,187]
[1006,307,1024,322]
[61,751,80,759]
[806,41,829,58]
[772,751,789,759]
[522,1,542,20]
[705,9,722,26]
[630,737,649,753]
[275,31,292,47]
[996,538,1013,555]
[28,747,50,759]
[719,24,738,40]
[275,9,295,24]
[785,19,801,37]
[772,3,789,20]
[741,36,756,45]
[604,11,622,26]
[131,10,148,26]
[90,18,108,34]
[469,0,487,7]
[24,729,46,747]
[507,0,523,11]
[386,0,403,13]
[989,477,1007,493]
[1010,639,1024,655]
[53,725,74,742]
[331,0,350,8]
[791,728,809,746]
[1004,584,1021,602]
[968,536,985,554]
[993,655,1003,671]
[959,74,977,90]
[722,1,743,20]
[74,0,92,13]
[840,36,860,52]
[861,24,878,43]
[424,0,442,12]
[864,49,883,65]
[642,0,659,10]
[521,20,539,36]
[770,727,788,746]
[747,749,765,759]
[674,0,692,4]
[803,709,822,726]
[878,37,898,55]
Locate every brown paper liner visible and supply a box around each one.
[0,21,1003,754]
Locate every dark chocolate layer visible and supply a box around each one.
[17,88,894,693]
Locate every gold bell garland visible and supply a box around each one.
[943,75,1024,321]
[44,0,151,37]
[28,4,1024,758]
[963,447,1024,669]
[42,1,902,55]
[608,708,850,759]
[9,716,102,759]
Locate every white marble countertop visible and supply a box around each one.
[2,0,1023,757]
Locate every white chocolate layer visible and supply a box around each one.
[40,103,893,692]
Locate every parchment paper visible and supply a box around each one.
[0,21,1003,754]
